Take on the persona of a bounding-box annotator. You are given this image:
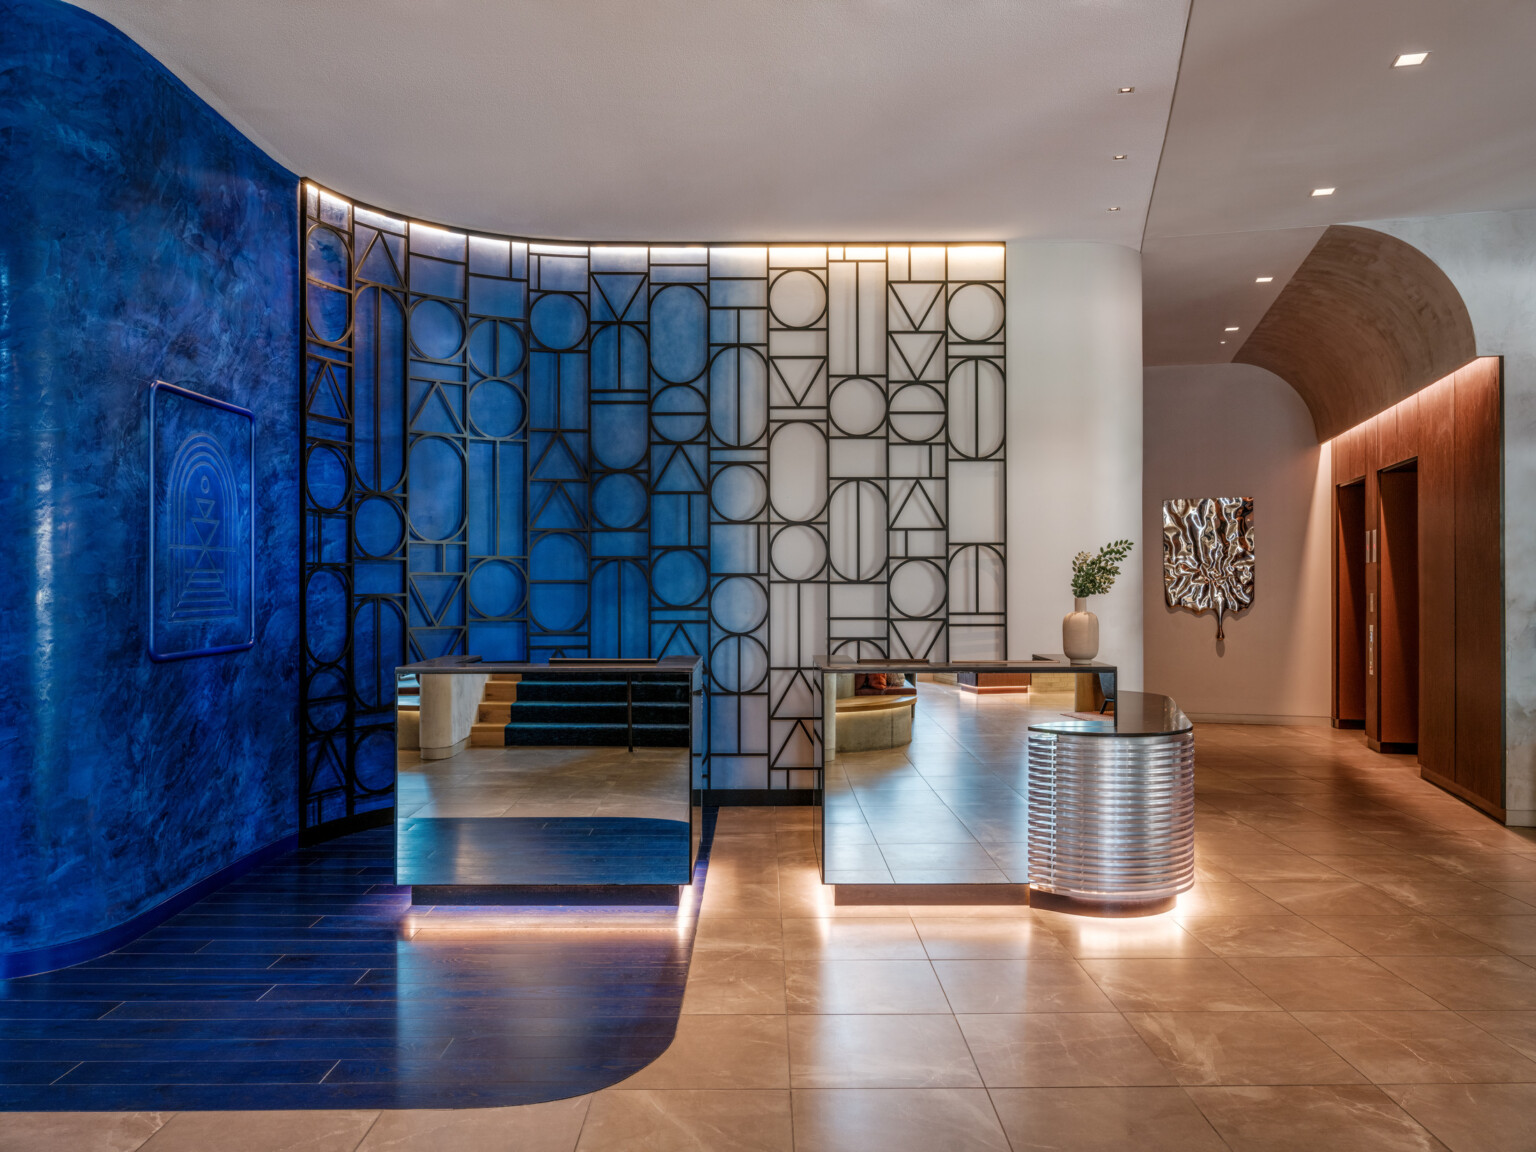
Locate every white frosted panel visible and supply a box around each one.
[892,617,945,661]
[828,262,857,376]
[711,247,767,277]
[889,444,944,478]
[910,246,947,281]
[894,529,946,558]
[887,247,909,280]
[770,669,818,717]
[769,328,827,358]
[709,756,766,788]
[831,583,887,618]
[947,245,1005,281]
[858,261,887,374]
[830,438,885,478]
[890,478,946,530]
[832,619,887,639]
[768,524,826,581]
[949,546,1005,612]
[528,241,585,256]
[770,719,817,768]
[948,461,1003,542]
[710,278,766,307]
[769,357,826,409]
[770,582,826,665]
[769,246,827,267]
[947,283,1006,344]
[888,558,946,618]
[354,206,405,234]
[949,624,1004,660]
[711,523,763,574]
[845,247,886,261]
[828,480,887,582]
[787,769,818,790]
[589,245,647,272]
[651,246,708,264]
[888,331,943,380]
[947,359,1006,458]
[768,423,828,522]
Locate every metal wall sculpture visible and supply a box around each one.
[1162,497,1255,640]
[302,185,1006,823]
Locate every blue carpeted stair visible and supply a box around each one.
[505,674,690,747]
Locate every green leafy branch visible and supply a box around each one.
[1071,539,1134,599]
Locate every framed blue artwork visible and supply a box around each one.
[149,381,255,660]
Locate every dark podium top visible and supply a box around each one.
[398,655,702,677]
[812,657,1116,675]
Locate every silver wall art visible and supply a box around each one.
[1162,497,1254,639]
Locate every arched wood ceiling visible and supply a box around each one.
[1234,225,1476,441]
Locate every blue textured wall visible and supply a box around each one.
[0,0,301,956]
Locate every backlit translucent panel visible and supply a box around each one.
[301,190,1003,803]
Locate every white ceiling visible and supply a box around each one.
[69,0,1188,244]
[67,0,1536,359]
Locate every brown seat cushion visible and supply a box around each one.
[854,672,887,695]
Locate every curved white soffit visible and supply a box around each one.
[68,0,1190,243]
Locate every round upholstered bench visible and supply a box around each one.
[833,692,917,751]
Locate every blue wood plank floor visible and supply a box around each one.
[0,813,714,1110]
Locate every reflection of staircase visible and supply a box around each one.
[470,674,521,747]
[504,674,690,747]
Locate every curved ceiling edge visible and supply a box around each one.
[1233,224,1477,442]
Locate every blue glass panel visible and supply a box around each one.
[406,437,464,542]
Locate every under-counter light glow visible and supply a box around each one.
[1393,51,1429,67]
[1255,276,1274,283]
[1312,187,1336,197]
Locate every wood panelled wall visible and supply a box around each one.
[1331,357,1504,818]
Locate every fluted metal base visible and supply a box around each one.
[1027,729,1195,914]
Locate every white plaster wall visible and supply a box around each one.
[418,672,488,757]
[1359,209,1536,824]
[1006,241,1144,687]
[1142,364,1332,723]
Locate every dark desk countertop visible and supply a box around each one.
[813,657,1116,674]
[398,655,701,676]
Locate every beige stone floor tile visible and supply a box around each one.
[356,1098,590,1151]
[1385,1083,1536,1152]
[911,916,1072,959]
[680,957,786,1014]
[1078,957,1280,1011]
[1127,1011,1366,1086]
[1484,881,1536,905]
[1170,882,1291,917]
[1188,1085,1445,1151]
[1376,954,1536,1010]
[1295,1010,1536,1084]
[956,1012,1173,1087]
[779,916,925,960]
[785,958,950,1013]
[0,1113,169,1152]
[1226,956,1440,1010]
[1268,828,1411,855]
[1302,914,1497,956]
[574,1089,791,1152]
[988,1086,1227,1151]
[1435,914,1536,956]
[615,1015,788,1090]
[1459,1010,1536,1062]
[1197,854,1347,882]
[690,917,784,961]
[1036,912,1217,958]
[1176,913,1359,957]
[1249,879,1415,917]
[931,958,1115,1013]
[1374,881,1536,918]
[138,1111,381,1152]
[791,1088,1010,1151]
[787,1014,982,1088]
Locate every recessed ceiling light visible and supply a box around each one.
[1220,340,1227,345]
[1107,206,1121,211]
[1118,87,1135,93]
[1255,276,1273,283]
[1312,187,1336,197]
[1224,327,1240,332]
[1113,154,1128,160]
[1393,51,1429,67]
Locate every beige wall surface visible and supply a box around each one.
[1142,363,1332,723]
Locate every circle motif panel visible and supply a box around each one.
[354,497,405,558]
[710,634,769,694]
[768,422,827,521]
[305,444,351,511]
[592,472,647,530]
[829,377,886,437]
[888,383,946,443]
[530,293,588,350]
[890,559,947,618]
[649,285,709,383]
[468,559,526,619]
[651,384,708,443]
[709,347,769,447]
[948,282,1005,342]
[406,437,465,542]
[769,270,827,328]
[947,359,1005,458]
[304,569,348,664]
[468,379,526,439]
[710,464,768,523]
[711,576,769,635]
[652,549,709,607]
[409,299,465,360]
[770,524,828,582]
[468,318,526,378]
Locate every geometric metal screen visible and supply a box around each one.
[301,184,1005,825]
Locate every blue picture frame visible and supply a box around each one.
[149,381,255,660]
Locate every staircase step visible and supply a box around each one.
[477,701,512,723]
[482,681,520,702]
[513,679,688,703]
[504,701,688,725]
[470,722,507,747]
[504,722,690,748]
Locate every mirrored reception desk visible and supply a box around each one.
[818,657,1194,916]
[396,655,702,899]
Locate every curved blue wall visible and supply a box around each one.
[0,0,301,963]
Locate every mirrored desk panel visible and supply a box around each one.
[396,656,702,895]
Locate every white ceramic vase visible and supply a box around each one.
[1062,597,1099,664]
